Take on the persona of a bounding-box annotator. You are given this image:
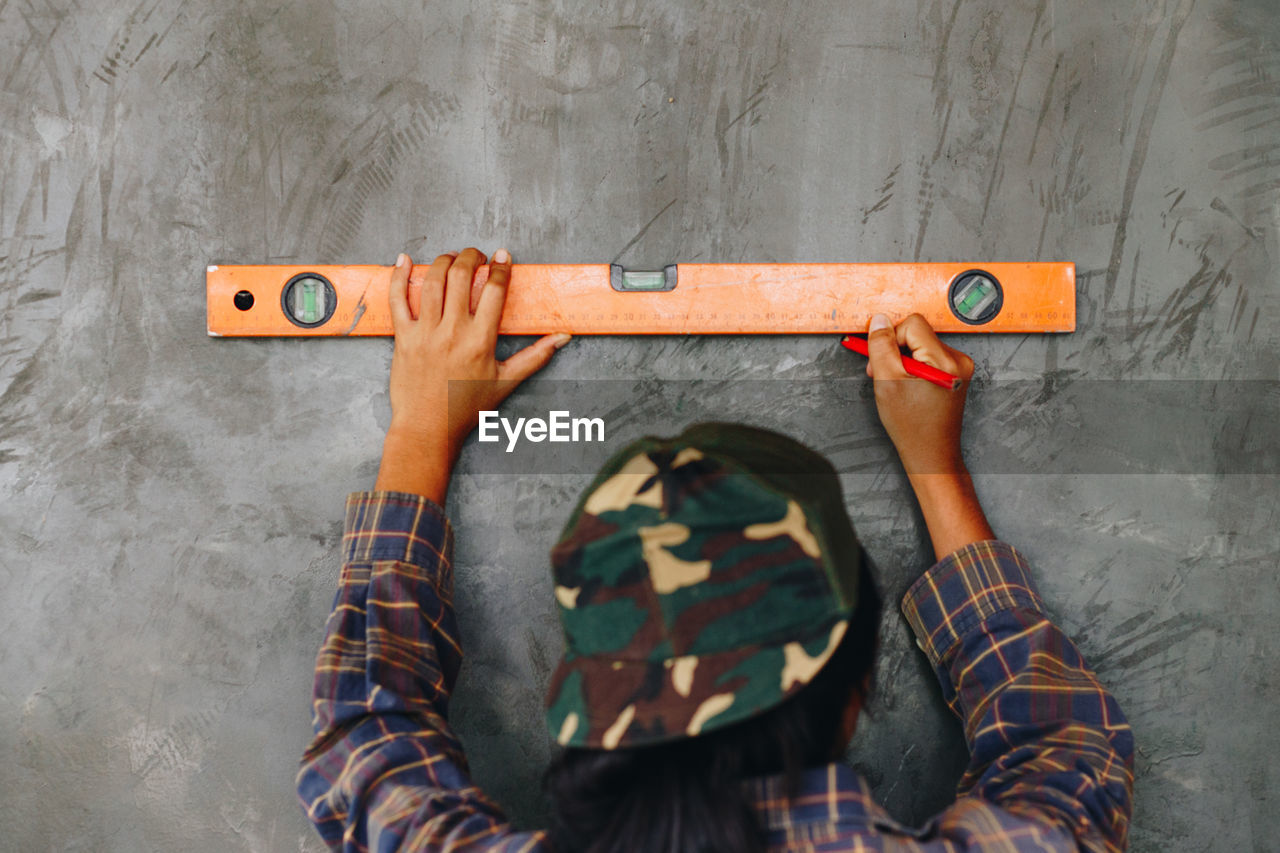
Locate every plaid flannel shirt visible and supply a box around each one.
[298,491,1133,852]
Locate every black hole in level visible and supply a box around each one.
[233,290,255,311]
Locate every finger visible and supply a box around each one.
[445,247,486,322]
[475,248,512,345]
[420,253,455,323]
[865,314,908,380]
[895,314,956,372]
[495,333,572,392]
[389,254,413,329]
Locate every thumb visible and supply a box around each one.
[865,314,907,379]
[494,333,572,399]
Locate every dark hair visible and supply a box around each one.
[543,557,882,853]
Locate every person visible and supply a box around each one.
[296,248,1134,852]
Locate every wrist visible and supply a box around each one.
[385,415,449,446]
[895,441,965,476]
[905,463,972,497]
[906,467,995,561]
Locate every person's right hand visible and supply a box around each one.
[865,313,975,475]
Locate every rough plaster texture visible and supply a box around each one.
[1,1,1277,850]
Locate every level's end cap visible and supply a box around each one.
[207,265,219,273]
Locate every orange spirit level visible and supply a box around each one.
[206,262,1074,336]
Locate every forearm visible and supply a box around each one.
[961,618,1133,851]
[903,542,1134,851]
[306,494,462,733]
[906,466,995,561]
[375,426,454,504]
[300,493,527,848]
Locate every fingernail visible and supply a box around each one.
[396,253,409,268]
[494,248,511,264]
[869,313,891,332]
[552,332,572,349]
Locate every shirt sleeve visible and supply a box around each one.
[901,540,1135,853]
[296,491,546,852]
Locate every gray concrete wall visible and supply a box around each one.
[1,1,1276,850]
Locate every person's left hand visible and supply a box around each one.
[375,247,571,501]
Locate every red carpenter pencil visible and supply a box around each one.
[841,335,961,391]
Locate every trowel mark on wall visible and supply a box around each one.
[4,0,74,117]
[319,115,429,259]
[489,1,630,97]
[1102,0,1195,309]
[1192,28,1280,224]
[1150,253,1233,365]
[1096,613,1214,674]
[980,0,1048,225]
[861,163,900,226]
[318,97,456,260]
[526,627,553,682]
[1209,197,1262,241]
[911,155,935,261]
[912,0,968,262]
[89,0,173,86]
[1026,52,1063,166]
[927,0,967,118]
[124,707,219,780]
[1033,130,1088,258]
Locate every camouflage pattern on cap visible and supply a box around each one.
[544,424,862,750]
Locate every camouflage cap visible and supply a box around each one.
[544,422,864,750]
